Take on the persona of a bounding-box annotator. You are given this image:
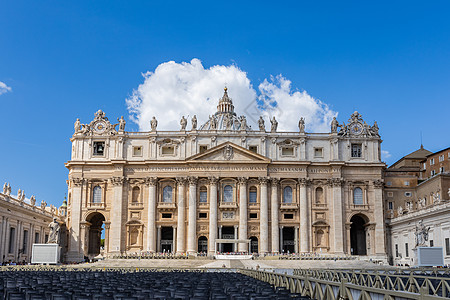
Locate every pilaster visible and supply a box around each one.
[146,177,157,252]
[259,177,269,253]
[176,177,186,253]
[238,177,248,252]
[208,176,218,255]
[271,178,279,253]
[187,176,198,254]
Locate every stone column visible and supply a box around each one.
[219,225,222,253]
[280,226,284,253]
[80,223,89,257]
[345,223,351,254]
[173,226,177,253]
[146,177,157,252]
[157,225,161,252]
[110,176,125,254]
[233,225,238,252]
[104,222,110,255]
[176,177,186,253]
[259,177,269,254]
[187,176,198,254]
[0,217,5,263]
[15,220,22,261]
[330,178,344,254]
[299,178,309,252]
[238,177,248,252]
[373,180,386,256]
[208,176,218,255]
[67,178,84,262]
[295,226,299,253]
[271,178,279,253]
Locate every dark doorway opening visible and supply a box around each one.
[221,226,235,253]
[282,227,295,253]
[87,213,105,256]
[350,215,367,255]
[250,236,258,253]
[198,236,207,253]
[161,227,173,253]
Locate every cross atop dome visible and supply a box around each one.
[217,87,234,114]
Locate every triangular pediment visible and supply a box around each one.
[187,142,271,163]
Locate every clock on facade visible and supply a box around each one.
[94,121,107,133]
[350,123,363,135]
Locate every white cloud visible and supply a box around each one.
[126,59,337,132]
[0,81,12,95]
[381,150,392,161]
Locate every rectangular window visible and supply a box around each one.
[199,191,208,203]
[430,240,434,247]
[351,144,362,158]
[22,230,28,254]
[249,213,258,219]
[133,146,142,156]
[431,170,436,176]
[386,181,392,186]
[284,213,294,220]
[281,147,294,156]
[430,158,435,165]
[8,227,16,253]
[34,232,40,244]
[199,212,207,219]
[404,181,410,186]
[395,244,399,257]
[440,167,445,173]
[161,213,172,219]
[162,146,175,155]
[388,202,393,210]
[423,163,426,170]
[249,146,258,153]
[93,141,105,156]
[199,145,208,154]
[439,155,444,162]
[249,190,257,203]
[314,148,323,157]
[405,243,409,257]
[445,238,450,255]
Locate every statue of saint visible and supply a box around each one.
[150,116,158,131]
[74,118,82,133]
[41,200,47,210]
[180,116,187,130]
[17,189,22,200]
[191,115,197,130]
[6,183,11,196]
[258,116,265,131]
[117,116,126,131]
[2,182,6,194]
[47,217,60,245]
[270,117,278,132]
[397,205,403,216]
[298,117,305,133]
[210,116,217,130]
[30,195,36,206]
[417,197,426,209]
[331,117,339,133]
[240,116,247,131]
[415,220,430,247]
[371,121,379,136]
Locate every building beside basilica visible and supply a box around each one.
[65,88,387,262]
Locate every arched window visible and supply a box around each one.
[353,187,363,205]
[223,185,233,203]
[93,186,102,203]
[283,186,292,203]
[132,187,140,203]
[315,187,323,203]
[163,186,173,203]
[249,186,257,203]
[199,186,207,203]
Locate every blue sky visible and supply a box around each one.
[1,1,449,208]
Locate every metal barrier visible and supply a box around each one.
[242,268,450,299]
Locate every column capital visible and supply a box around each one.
[298,177,311,187]
[327,178,344,187]
[145,177,158,186]
[271,178,279,186]
[237,177,248,185]
[208,176,219,185]
[258,177,269,185]
[176,177,187,185]
[188,176,198,185]
[109,176,125,186]
[234,225,239,229]
[373,179,384,189]
[70,178,84,187]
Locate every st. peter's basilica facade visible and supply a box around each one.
[65,88,386,262]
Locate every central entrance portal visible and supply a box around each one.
[282,227,295,253]
[221,226,235,253]
[160,227,174,253]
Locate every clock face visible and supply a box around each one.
[350,123,363,135]
[94,121,107,133]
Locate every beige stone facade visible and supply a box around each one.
[0,185,65,264]
[65,89,387,262]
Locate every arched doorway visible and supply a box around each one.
[198,236,208,253]
[250,236,258,253]
[86,212,106,256]
[350,215,367,255]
